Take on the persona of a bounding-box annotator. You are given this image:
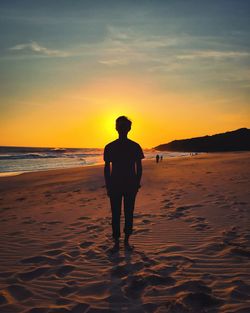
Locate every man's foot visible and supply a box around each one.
[124,235,134,251]
[108,239,120,254]
[124,241,134,251]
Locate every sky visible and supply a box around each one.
[0,0,249,148]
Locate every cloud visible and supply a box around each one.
[9,41,69,57]
[177,50,250,60]
[99,59,130,65]
[96,26,250,69]
[97,26,181,66]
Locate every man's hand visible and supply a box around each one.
[104,161,111,197]
[136,160,142,192]
[106,188,111,197]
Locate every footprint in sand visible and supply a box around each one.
[21,255,56,265]
[142,219,151,224]
[59,285,79,297]
[157,254,194,266]
[55,297,72,306]
[158,244,184,254]
[77,216,91,221]
[161,199,174,209]
[6,284,33,301]
[0,207,12,213]
[68,248,80,257]
[70,221,85,226]
[167,280,211,295]
[16,197,26,201]
[173,194,182,200]
[166,206,190,219]
[70,303,90,313]
[233,201,248,206]
[229,247,250,258]
[0,271,14,279]
[44,220,62,225]
[55,265,76,277]
[144,274,175,286]
[18,267,50,281]
[228,280,250,301]
[0,294,7,305]
[133,228,150,235]
[45,249,64,256]
[46,241,67,249]
[80,241,94,249]
[190,218,211,231]
[22,218,36,224]
[77,280,109,299]
[222,227,239,244]
[181,292,222,310]
[86,225,104,232]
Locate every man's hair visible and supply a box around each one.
[116,116,132,127]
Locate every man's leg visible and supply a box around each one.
[109,191,122,240]
[123,192,137,243]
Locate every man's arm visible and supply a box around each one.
[104,161,111,195]
[136,159,142,188]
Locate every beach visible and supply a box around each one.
[0,152,249,313]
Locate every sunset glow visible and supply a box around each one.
[0,1,249,148]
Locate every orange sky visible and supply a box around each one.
[1,76,249,148]
[1,1,249,148]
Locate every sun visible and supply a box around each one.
[99,106,135,141]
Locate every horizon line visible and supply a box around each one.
[0,127,248,151]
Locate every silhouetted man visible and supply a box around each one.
[104,116,144,252]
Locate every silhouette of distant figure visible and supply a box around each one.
[156,154,160,163]
[104,116,144,252]
[160,155,163,161]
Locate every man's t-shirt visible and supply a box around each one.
[104,138,144,192]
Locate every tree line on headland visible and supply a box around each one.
[155,128,250,152]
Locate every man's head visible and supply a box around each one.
[116,116,132,137]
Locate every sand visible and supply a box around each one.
[0,152,249,313]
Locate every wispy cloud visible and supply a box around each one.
[177,50,250,60]
[97,26,181,66]
[9,41,69,57]
[96,26,250,70]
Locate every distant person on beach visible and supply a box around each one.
[160,155,163,161]
[104,116,144,252]
[156,154,160,163]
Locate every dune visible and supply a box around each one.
[0,152,249,312]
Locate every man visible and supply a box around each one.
[104,116,144,252]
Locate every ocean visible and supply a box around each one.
[0,146,190,176]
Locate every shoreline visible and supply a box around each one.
[0,150,248,178]
[0,154,171,178]
[0,149,190,178]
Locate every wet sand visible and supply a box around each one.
[0,152,249,313]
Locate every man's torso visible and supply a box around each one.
[104,139,144,192]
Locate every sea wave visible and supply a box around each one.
[0,146,192,176]
[0,153,101,160]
